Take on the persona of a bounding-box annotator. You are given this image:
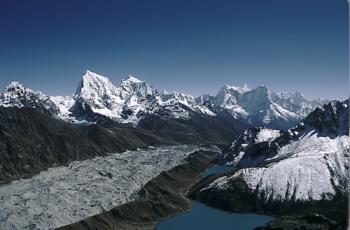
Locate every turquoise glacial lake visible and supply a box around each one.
[157,165,272,230]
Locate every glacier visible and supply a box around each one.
[0,145,217,230]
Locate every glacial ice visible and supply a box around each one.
[0,145,215,230]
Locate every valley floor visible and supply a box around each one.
[59,150,220,230]
[0,145,217,230]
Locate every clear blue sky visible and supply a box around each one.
[0,0,348,99]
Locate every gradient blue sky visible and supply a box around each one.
[0,0,348,99]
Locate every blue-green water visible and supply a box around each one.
[157,165,272,230]
[157,201,272,230]
[200,164,233,177]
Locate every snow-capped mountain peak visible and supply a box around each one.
[50,96,75,120]
[0,81,60,115]
[120,75,156,99]
[241,85,271,105]
[271,90,328,118]
[224,84,251,94]
[71,70,124,121]
[67,71,217,123]
[4,81,26,92]
[123,75,143,84]
[0,71,331,130]
[197,83,327,129]
[75,70,120,100]
[213,85,248,118]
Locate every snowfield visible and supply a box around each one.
[0,145,217,230]
[255,128,280,143]
[203,132,349,202]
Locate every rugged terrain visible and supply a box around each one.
[58,150,219,230]
[1,70,326,130]
[0,71,343,230]
[0,146,217,229]
[0,70,327,184]
[190,100,349,229]
[0,107,182,184]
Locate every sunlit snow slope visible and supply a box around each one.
[201,100,349,203]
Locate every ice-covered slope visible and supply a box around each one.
[0,71,327,130]
[0,72,245,146]
[50,96,75,120]
[0,82,60,115]
[207,132,348,202]
[271,91,327,117]
[213,85,250,119]
[198,84,326,130]
[157,91,216,119]
[70,70,216,124]
[239,86,300,129]
[71,70,125,121]
[199,100,349,203]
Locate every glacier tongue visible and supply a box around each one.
[0,145,216,230]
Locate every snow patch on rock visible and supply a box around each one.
[255,129,281,143]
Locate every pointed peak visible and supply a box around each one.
[222,84,251,94]
[292,91,306,98]
[161,89,169,95]
[83,69,97,77]
[5,81,26,91]
[82,70,110,83]
[257,84,268,89]
[85,69,93,75]
[74,70,118,99]
[122,75,143,84]
[253,85,269,93]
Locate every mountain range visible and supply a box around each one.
[0,70,327,130]
[0,70,347,229]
